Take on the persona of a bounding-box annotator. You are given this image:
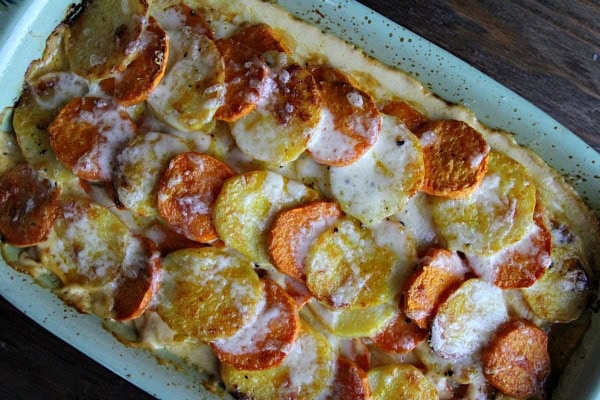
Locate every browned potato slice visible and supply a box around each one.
[65,0,149,79]
[214,38,270,122]
[432,151,537,256]
[368,364,437,399]
[99,17,169,106]
[330,356,371,400]
[414,120,489,198]
[221,320,334,400]
[372,308,428,353]
[309,64,353,84]
[157,152,235,243]
[230,63,321,166]
[380,99,427,131]
[156,247,263,341]
[213,171,320,263]
[210,278,299,370]
[48,96,137,182]
[38,197,132,286]
[0,164,61,247]
[230,23,291,55]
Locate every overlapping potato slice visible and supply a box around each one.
[0,164,61,247]
[147,31,225,132]
[214,38,270,122]
[142,222,205,254]
[230,63,321,166]
[413,341,483,385]
[221,320,334,400]
[466,202,552,289]
[229,23,291,55]
[330,356,371,400]
[38,197,132,286]
[330,114,424,225]
[151,3,215,41]
[156,247,263,341]
[157,152,234,243]
[482,319,550,398]
[307,298,396,338]
[114,131,191,216]
[368,364,438,400]
[0,128,24,175]
[308,64,353,85]
[380,99,427,131]
[414,120,489,198]
[48,97,137,182]
[305,218,415,309]
[210,278,299,370]
[99,17,169,106]
[430,278,509,360]
[403,248,469,329]
[431,151,537,256]
[268,200,343,281]
[65,0,148,79]
[213,171,319,262]
[308,78,382,166]
[522,232,590,322]
[372,308,428,353]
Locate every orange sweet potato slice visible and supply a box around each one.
[339,339,370,371]
[48,96,137,182]
[157,152,235,243]
[482,319,550,398]
[371,308,428,353]
[403,248,469,329]
[268,201,343,281]
[230,23,291,55]
[142,222,205,254]
[113,237,161,321]
[99,17,169,106]
[309,64,352,84]
[210,279,299,370]
[308,80,382,166]
[213,38,270,122]
[0,164,61,247]
[330,356,371,400]
[167,3,214,39]
[380,100,427,132]
[414,119,489,198]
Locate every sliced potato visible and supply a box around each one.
[371,308,428,353]
[0,164,61,247]
[432,151,537,256]
[147,33,225,132]
[229,23,291,55]
[210,278,299,370]
[230,63,321,166]
[150,3,214,41]
[65,0,148,79]
[307,298,396,338]
[368,364,438,400]
[48,96,138,182]
[99,17,169,106]
[430,278,509,360]
[0,129,24,175]
[380,99,427,131]
[38,197,132,286]
[330,356,371,400]
[330,114,424,225]
[157,152,235,243]
[222,319,334,400]
[114,131,191,216]
[156,247,263,341]
[305,218,415,309]
[141,222,205,254]
[213,170,320,263]
[414,341,484,385]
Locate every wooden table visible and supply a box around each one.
[0,1,598,399]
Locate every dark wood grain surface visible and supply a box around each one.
[0,1,598,399]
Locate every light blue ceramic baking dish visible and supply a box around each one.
[0,1,599,399]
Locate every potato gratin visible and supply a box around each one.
[1,0,599,399]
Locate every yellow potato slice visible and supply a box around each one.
[147,33,225,132]
[156,247,263,341]
[307,298,396,338]
[413,341,484,385]
[330,114,424,225]
[305,218,416,309]
[38,197,132,286]
[213,171,320,263]
[523,230,591,322]
[221,320,334,400]
[0,129,24,176]
[114,131,191,216]
[431,151,537,256]
[430,278,509,360]
[230,63,321,166]
[65,0,148,79]
[368,364,438,400]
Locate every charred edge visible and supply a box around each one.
[64,0,91,26]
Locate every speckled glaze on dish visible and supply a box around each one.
[0,1,599,399]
